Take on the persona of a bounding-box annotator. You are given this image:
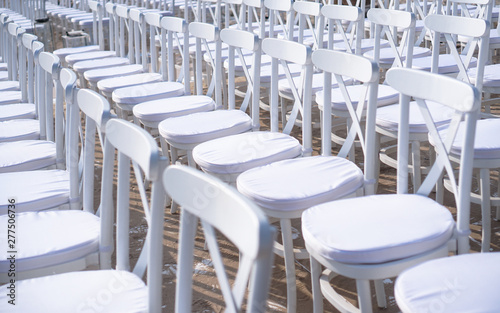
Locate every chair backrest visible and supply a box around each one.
[21,33,38,104]
[7,22,21,81]
[264,0,295,40]
[129,8,148,67]
[425,13,490,91]
[312,49,380,195]
[220,27,261,128]
[101,117,167,312]
[262,37,314,155]
[88,0,105,49]
[321,4,363,54]
[386,67,481,254]
[293,1,324,50]
[163,165,275,313]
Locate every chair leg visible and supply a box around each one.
[280,218,297,313]
[480,168,491,252]
[373,279,387,309]
[356,279,373,313]
[310,256,323,313]
[411,140,421,191]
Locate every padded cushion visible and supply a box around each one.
[193,131,302,174]
[316,84,399,111]
[0,62,7,71]
[0,71,7,81]
[0,81,20,91]
[395,253,500,313]
[469,64,500,87]
[376,101,454,133]
[134,95,215,123]
[53,45,100,60]
[84,64,144,83]
[434,118,500,159]
[0,90,22,105]
[279,72,348,99]
[0,211,99,272]
[223,53,272,72]
[237,156,363,212]
[73,56,131,74]
[0,270,147,313]
[0,103,36,121]
[259,63,303,84]
[412,54,478,74]
[0,170,70,215]
[0,140,56,173]
[364,46,431,64]
[65,50,117,66]
[0,119,40,142]
[159,109,252,144]
[112,81,185,105]
[97,73,163,94]
[302,194,455,264]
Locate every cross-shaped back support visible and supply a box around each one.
[262,38,314,155]
[22,33,38,105]
[313,49,380,195]
[386,68,481,254]
[321,4,363,54]
[88,0,105,49]
[164,165,275,313]
[7,22,20,81]
[264,0,294,40]
[221,28,261,128]
[100,117,167,312]
[293,1,324,50]
[242,0,266,38]
[445,0,493,20]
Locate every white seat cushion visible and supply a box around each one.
[259,63,303,84]
[376,101,454,133]
[159,109,252,144]
[134,95,215,124]
[112,81,185,105]
[0,71,8,81]
[0,140,56,173]
[223,53,272,72]
[364,46,431,64]
[316,84,399,112]
[84,64,144,83]
[0,103,36,121]
[279,72,349,99]
[412,54,478,74]
[0,211,99,272]
[0,81,20,92]
[97,73,163,95]
[193,131,302,174]
[53,45,100,60]
[434,118,500,159]
[0,62,7,71]
[73,56,131,74]
[395,253,500,313]
[0,90,22,105]
[302,194,455,264]
[0,270,147,313]
[65,50,117,66]
[237,156,363,212]
[469,64,500,88]
[0,119,40,142]
[0,170,70,215]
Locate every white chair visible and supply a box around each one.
[0,115,167,312]
[395,252,500,312]
[163,165,275,313]
[302,68,480,313]
[237,49,380,313]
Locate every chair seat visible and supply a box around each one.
[316,84,399,112]
[376,101,454,133]
[333,38,390,54]
[53,45,100,60]
[0,90,22,105]
[0,270,147,312]
[0,119,40,142]
[112,81,185,105]
[73,56,131,74]
[0,62,7,71]
[412,54,478,74]
[435,118,500,159]
[84,64,144,83]
[395,253,500,313]
[489,28,500,44]
[0,103,36,121]
[97,73,163,95]
[0,71,7,81]
[364,46,431,64]
[193,131,302,174]
[0,140,56,173]
[259,63,303,84]
[65,50,117,66]
[302,194,455,264]
[279,72,348,99]
[159,109,252,144]
[223,53,272,72]
[134,95,215,124]
[469,63,500,87]
[0,211,99,272]
[237,156,363,212]
[0,170,70,215]
[0,81,20,91]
